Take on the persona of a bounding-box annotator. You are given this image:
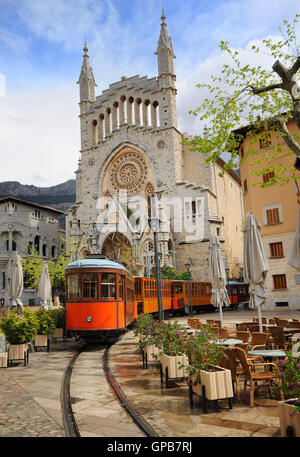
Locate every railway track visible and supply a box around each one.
[60,341,159,437]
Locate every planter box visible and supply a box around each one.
[35,335,48,347]
[8,343,28,366]
[279,399,300,437]
[145,344,160,362]
[192,365,233,401]
[0,353,8,368]
[160,353,189,379]
[54,328,64,339]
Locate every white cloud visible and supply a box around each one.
[0,84,80,186]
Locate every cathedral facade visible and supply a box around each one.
[66,11,244,281]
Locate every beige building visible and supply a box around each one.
[236,119,300,309]
[66,11,243,280]
[0,196,65,307]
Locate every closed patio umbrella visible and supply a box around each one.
[209,235,230,329]
[287,205,300,271]
[243,212,268,332]
[9,252,24,314]
[37,262,52,310]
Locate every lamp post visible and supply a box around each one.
[185,262,193,317]
[151,216,164,322]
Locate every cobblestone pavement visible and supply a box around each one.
[0,341,79,437]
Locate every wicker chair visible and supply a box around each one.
[237,322,249,331]
[235,347,284,407]
[219,347,243,401]
[236,330,251,343]
[250,332,269,350]
[268,318,276,325]
[277,319,289,327]
[268,326,290,349]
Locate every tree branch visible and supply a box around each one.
[249,82,283,95]
[290,56,300,75]
[271,116,300,157]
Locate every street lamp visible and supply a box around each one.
[185,262,193,317]
[151,216,164,322]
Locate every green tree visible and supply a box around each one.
[184,15,300,186]
[21,238,78,292]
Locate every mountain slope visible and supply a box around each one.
[0,179,76,211]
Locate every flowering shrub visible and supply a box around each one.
[274,350,300,415]
[183,325,226,382]
[153,320,188,356]
[134,314,159,350]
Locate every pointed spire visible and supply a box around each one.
[156,9,176,78]
[77,41,97,104]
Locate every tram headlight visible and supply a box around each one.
[86,316,93,323]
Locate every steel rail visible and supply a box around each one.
[60,344,86,437]
[103,344,159,438]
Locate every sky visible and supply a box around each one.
[0,0,300,187]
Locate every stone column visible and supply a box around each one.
[112,103,119,131]
[135,99,141,126]
[143,101,149,127]
[105,109,112,135]
[120,96,126,124]
[99,115,105,140]
[127,98,133,125]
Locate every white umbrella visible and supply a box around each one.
[37,262,52,310]
[209,235,230,329]
[243,212,268,332]
[9,252,24,314]
[287,205,300,271]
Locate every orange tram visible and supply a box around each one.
[65,255,215,341]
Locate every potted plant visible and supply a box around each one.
[0,310,39,365]
[183,325,233,412]
[134,314,160,366]
[48,307,66,340]
[153,320,189,385]
[34,308,56,350]
[274,350,300,437]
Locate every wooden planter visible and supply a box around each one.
[0,352,8,368]
[279,399,300,437]
[8,343,28,366]
[142,344,160,368]
[53,328,64,341]
[34,335,50,352]
[189,365,233,413]
[159,353,189,387]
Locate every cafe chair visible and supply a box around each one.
[219,347,243,401]
[250,332,269,350]
[237,322,249,331]
[234,347,284,407]
[268,327,291,350]
[277,319,289,327]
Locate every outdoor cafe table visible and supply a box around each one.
[210,339,243,346]
[283,328,300,333]
[247,349,286,365]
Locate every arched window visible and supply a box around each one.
[120,96,126,123]
[145,184,154,220]
[113,102,119,130]
[144,100,150,127]
[99,113,105,140]
[128,97,134,124]
[152,101,159,128]
[105,108,112,135]
[92,119,98,144]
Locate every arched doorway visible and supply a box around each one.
[101,232,133,270]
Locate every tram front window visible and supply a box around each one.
[101,273,116,298]
[67,275,80,300]
[82,273,98,298]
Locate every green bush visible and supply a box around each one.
[34,309,56,335]
[0,310,39,344]
[48,308,66,328]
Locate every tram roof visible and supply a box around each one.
[65,258,129,272]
